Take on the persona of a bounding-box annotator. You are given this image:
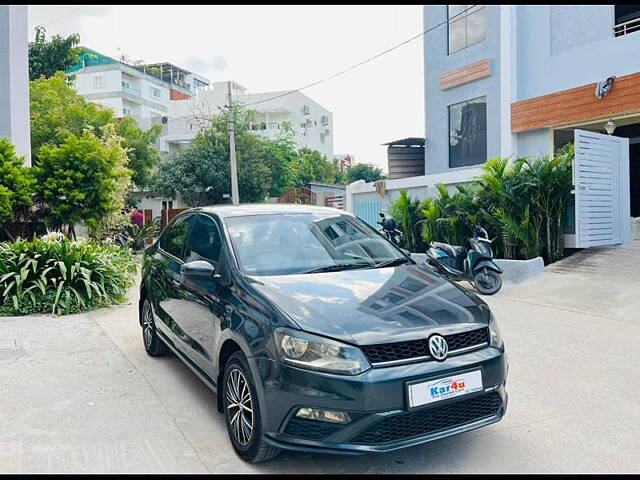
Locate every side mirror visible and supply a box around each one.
[181,260,216,278]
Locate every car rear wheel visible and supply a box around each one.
[223,351,280,463]
[141,298,169,357]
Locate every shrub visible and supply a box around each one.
[388,147,574,263]
[0,234,137,316]
[387,190,428,252]
[0,138,35,228]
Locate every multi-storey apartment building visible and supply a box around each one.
[348,5,640,249]
[164,80,334,159]
[68,49,210,119]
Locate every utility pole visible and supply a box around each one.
[227,81,240,206]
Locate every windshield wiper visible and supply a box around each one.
[302,262,373,274]
[374,257,410,269]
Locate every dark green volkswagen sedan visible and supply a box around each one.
[139,204,508,462]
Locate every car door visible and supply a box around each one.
[151,214,195,349]
[179,213,228,379]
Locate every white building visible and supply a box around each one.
[164,80,334,159]
[68,49,210,120]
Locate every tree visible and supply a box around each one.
[153,108,272,206]
[35,128,132,236]
[115,117,162,189]
[262,133,299,198]
[28,26,82,81]
[292,148,341,187]
[29,73,161,187]
[344,163,386,184]
[0,139,35,231]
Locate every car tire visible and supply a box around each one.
[222,351,280,463]
[141,298,169,357]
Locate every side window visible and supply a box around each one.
[160,216,192,259]
[183,215,222,264]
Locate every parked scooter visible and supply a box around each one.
[426,225,503,295]
[377,213,403,245]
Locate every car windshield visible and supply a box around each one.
[224,213,408,276]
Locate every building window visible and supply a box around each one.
[93,75,104,89]
[448,5,486,54]
[448,96,487,168]
[320,133,326,144]
[321,115,329,126]
[150,86,161,98]
[123,107,132,117]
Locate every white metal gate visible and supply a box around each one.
[573,129,630,248]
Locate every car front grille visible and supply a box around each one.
[350,391,502,445]
[361,327,489,365]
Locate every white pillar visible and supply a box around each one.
[0,5,31,166]
[499,5,517,161]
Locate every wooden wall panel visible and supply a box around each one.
[511,72,640,133]
[439,59,491,90]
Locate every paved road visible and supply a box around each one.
[1,242,639,473]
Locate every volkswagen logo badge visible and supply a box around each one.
[428,334,448,361]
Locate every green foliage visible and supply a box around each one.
[35,127,132,233]
[292,148,342,187]
[262,134,299,197]
[153,107,310,206]
[0,234,136,316]
[387,190,428,252]
[389,148,574,263]
[115,117,162,188]
[123,223,158,251]
[29,73,113,164]
[29,73,161,186]
[28,26,82,81]
[0,139,35,226]
[419,183,480,247]
[343,163,386,184]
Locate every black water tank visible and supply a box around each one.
[383,137,426,179]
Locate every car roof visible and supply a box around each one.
[190,203,354,219]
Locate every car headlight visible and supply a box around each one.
[489,312,503,348]
[274,328,371,375]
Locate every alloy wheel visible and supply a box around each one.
[142,302,154,348]
[226,368,254,446]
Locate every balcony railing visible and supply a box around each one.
[122,84,141,97]
[614,16,640,37]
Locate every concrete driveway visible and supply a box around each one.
[1,241,639,473]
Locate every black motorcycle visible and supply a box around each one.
[426,225,503,295]
[377,213,403,245]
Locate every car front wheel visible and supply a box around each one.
[141,298,169,357]
[222,351,280,463]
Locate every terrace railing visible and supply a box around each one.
[614,16,640,37]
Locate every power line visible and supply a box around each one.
[29,6,86,40]
[242,5,478,108]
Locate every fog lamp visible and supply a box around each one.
[295,408,351,424]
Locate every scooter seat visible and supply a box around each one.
[432,242,467,258]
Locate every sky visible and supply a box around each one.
[28,5,425,171]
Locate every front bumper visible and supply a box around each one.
[254,346,508,454]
